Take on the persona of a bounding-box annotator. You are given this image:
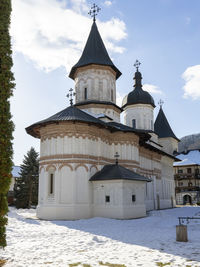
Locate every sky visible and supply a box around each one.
[10,0,200,165]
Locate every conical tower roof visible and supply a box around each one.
[154,107,179,141]
[69,21,121,80]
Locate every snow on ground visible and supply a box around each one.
[1,207,200,267]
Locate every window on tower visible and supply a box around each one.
[132,195,136,202]
[105,195,110,203]
[151,120,153,130]
[84,88,87,100]
[49,173,54,195]
[111,89,113,101]
[132,119,136,129]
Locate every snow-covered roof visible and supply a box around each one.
[173,150,200,166]
[12,166,21,177]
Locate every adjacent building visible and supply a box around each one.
[174,149,200,205]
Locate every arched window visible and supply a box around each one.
[84,88,87,100]
[111,89,113,101]
[151,120,153,130]
[49,173,54,195]
[132,119,136,129]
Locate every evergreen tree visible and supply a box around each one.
[14,148,39,209]
[0,0,15,248]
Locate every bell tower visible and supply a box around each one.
[69,4,122,122]
[122,60,155,130]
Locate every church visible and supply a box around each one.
[26,5,179,220]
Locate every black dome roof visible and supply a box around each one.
[122,71,155,108]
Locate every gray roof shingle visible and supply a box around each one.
[69,21,121,80]
[90,164,151,182]
[154,107,179,141]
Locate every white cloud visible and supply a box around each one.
[11,0,127,74]
[143,84,163,94]
[116,92,124,107]
[182,65,200,100]
[104,1,112,6]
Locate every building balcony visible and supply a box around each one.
[175,186,200,193]
[174,173,200,179]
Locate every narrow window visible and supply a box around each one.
[50,173,54,194]
[111,89,113,101]
[84,88,87,100]
[151,120,153,130]
[132,119,136,129]
[132,195,136,202]
[105,195,110,203]
[187,168,192,174]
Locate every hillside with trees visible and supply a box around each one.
[178,133,200,153]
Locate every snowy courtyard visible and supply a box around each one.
[1,207,200,266]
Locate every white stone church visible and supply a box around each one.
[26,12,179,220]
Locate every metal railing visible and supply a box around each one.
[178,216,200,225]
[175,186,200,193]
[174,173,200,179]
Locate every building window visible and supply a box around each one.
[84,88,87,100]
[105,195,110,203]
[132,195,136,202]
[178,169,183,174]
[49,173,54,195]
[188,182,192,187]
[151,120,153,130]
[111,89,113,101]
[132,119,136,129]
[187,168,192,174]
[178,182,183,186]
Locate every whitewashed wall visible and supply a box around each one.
[74,66,116,103]
[124,104,154,130]
[92,180,147,219]
[40,135,139,162]
[158,137,178,155]
[37,119,175,220]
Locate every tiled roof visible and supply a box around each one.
[154,107,179,141]
[26,105,105,138]
[174,150,200,166]
[90,164,151,182]
[69,21,121,80]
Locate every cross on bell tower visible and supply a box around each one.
[134,60,141,72]
[114,152,120,165]
[158,99,164,109]
[66,88,76,106]
[88,3,101,22]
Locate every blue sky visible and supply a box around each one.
[11,0,200,165]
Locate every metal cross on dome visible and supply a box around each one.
[66,88,76,106]
[158,99,164,108]
[88,3,101,22]
[114,152,120,165]
[134,60,141,72]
